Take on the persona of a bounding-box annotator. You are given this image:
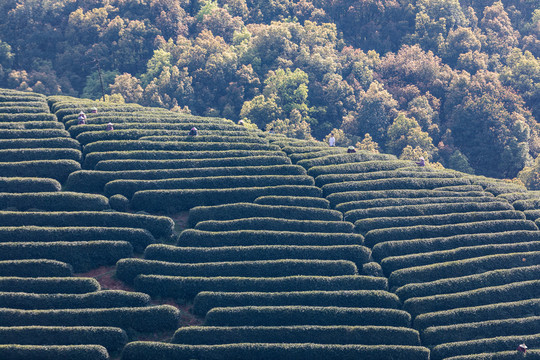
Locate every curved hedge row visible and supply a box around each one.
[389,251,540,287]
[144,244,371,267]
[173,325,420,345]
[66,165,306,193]
[104,175,314,198]
[188,203,342,226]
[177,229,364,247]
[431,334,540,360]
[0,305,180,332]
[192,290,400,317]
[95,156,291,171]
[0,344,109,360]
[0,160,81,182]
[335,196,497,213]
[315,169,459,187]
[0,121,64,130]
[138,135,266,143]
[0,148,82,162]
[205,306,411,327]
[372,231,540,261]
[323,177,472,196]
[513,198,540,211]
[83,140,281,154]
[133,275,388,299]
[0,326,127,352]
[0,277,100,294]
[0,138,80,150]
[0,129,69,139]
[83,149,283,169]
[195,217,353,233]
[327,189,490,208]
[307,160,411,177]
[0,290,150,310]
[0,241,133,272]
[0,113,57,122]
[0,260,72,278]
[289,148,346,162]
[298,152,397,169]
[0,177,61,193]
[355,210,525,234]
[405,282,540,317]
[396,265,540,301]
[121,342,430,360]
[131,185,323,212]
[116,259,358,284]
[63,114,233,127]
[254,196,329,208]
[0,211,173,239]
[365,220,538,247]
[382,241,540,275]
[422,316,540,346]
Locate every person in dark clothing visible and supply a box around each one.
[189,127,198,136]
[416,156,425,166]
[347,146,356,153]
[106,122,114,131]
[78,111,87,125]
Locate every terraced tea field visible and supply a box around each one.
[0,88,538,360]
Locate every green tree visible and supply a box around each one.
[386,113,436,156]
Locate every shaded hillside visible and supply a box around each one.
[0,88,539,359]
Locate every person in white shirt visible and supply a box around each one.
[329,133,335,147]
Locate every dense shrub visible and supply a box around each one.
[0,227,153,252]
[513,199,540,211]
[323,177,472,196]
[389,251,540,287]
[405,283,540,317]
[133,275,388,299]
[327,190,490,208]
[95,156,291,171]
[83,140,281,154]
[0,148,82,162]
[372,231,540,261]
[188,203,342,226]
[254,196,330,208]
[195,217,353,233]
[335,196,497,213]
[298,152,397,169]
[0,241,133,272]
[104,175,314,198]
[116,259,358,284]
[422,316,540,346]
[396,265,540,301]
[0,344,109,360]
[0,177,61,193]
[177,229,364,247]
[0,277,100,294]
[0,107,48,114]
[63,115,232,127]
[382,241,540,275]
[346,201,512,223]
[315,169,459,187]
[434,185,484,192]
[0,211,174,239]
[0,305,180,332]
[109,194,129,211]
[205,306,411,327]
[121,342,430,360]
[282,145,333,154]
[0,138,80,150]
[0,290,150,310]
[172,325,419,346]
[144,244,371,267]
[364,220,538,247]
[0,113,57,122]
[192,290,400,317]
[70,121,241,134]
[83,149,283,169]
[362,262,384,277]
[497,192,540,203]
[355,210,524,234]
[0,326,127,352]
[138,135,266,144]
[0,129,69,139]
[0,121,64,129]
[431,334,540,360]
[0,160,81,182]
[484,184,528,196]
[307,160,411,177]
[66,165,305,193]
[131,185,322,212]
[0,192,107,211]
[0,260,72,278]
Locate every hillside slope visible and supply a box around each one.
[0,88,539,360]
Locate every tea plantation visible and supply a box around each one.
[0,88,538,359]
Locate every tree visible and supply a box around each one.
[386,113,436,156]
[480,1,520,56]
[356,133,380,153]
[110,73,144,103]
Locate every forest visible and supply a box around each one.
[0,0,539,182]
